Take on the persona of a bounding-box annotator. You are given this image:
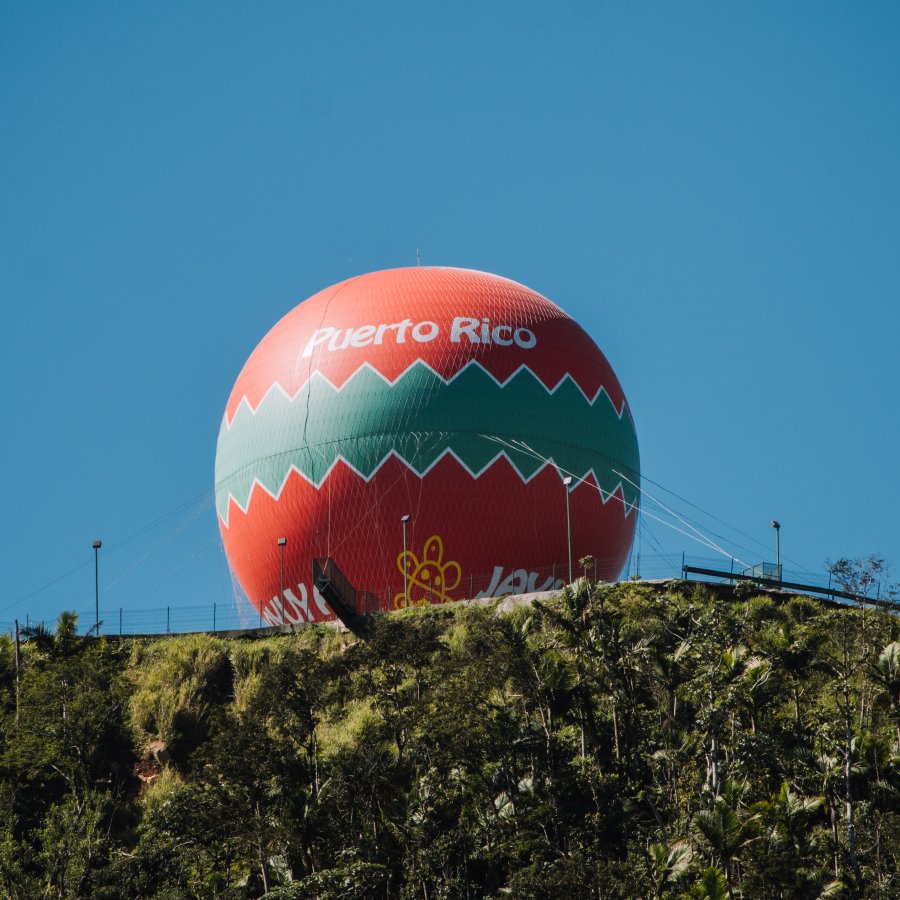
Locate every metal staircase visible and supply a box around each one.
[311,557,381,636]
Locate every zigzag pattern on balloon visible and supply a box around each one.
[223,359,633,426]
[215,360,639,524]
[218,450,638,527]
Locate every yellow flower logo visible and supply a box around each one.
[393,534,461,609]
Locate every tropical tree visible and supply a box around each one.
[692,782,759,898]
[19,611,81,660]
[683,867,729,900]
[872,641,900,738]
[646,839,692,898]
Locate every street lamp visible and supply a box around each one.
[401,515,411,608]
[92,541,102,634]
[771,521,781,573]
[277,538,287,627]
[562,476,573,584]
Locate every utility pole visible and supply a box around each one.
[278,537,287,627]
[562,476,573,583]
[92,540,102,635]
[401,515,411,607]
[14,619,20,725]
[771,520,781,575]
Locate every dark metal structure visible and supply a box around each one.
[312,557,382,635]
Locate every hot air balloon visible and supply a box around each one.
[215,267,639,625]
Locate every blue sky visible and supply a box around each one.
[2,2,899,631]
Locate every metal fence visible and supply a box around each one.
[1,550,709,640]
[2,601,253,640]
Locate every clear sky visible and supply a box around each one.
[2,1,899,631]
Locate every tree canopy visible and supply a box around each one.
[2,582,900,898]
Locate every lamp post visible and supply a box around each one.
[277,538,287,627]
[562,476,573,584]
[771,520,781,574]
[92,540,102,634]
[401,515,411,608]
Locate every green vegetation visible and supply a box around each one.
[3,580,900,897]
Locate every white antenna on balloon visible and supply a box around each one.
[416,246,421,267]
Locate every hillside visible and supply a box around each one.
[2,580,900,898]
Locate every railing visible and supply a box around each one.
[3,601,251,640]
[1,551,703,640]
[680,555,898,609]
